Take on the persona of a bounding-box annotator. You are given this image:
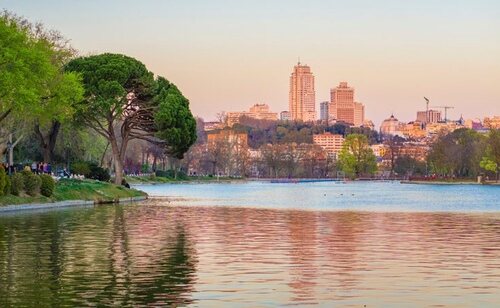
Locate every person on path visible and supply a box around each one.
[31,162,37,174]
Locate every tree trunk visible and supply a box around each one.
[100,142,109,168]
[109,136,124,185]
[35,120,61,163]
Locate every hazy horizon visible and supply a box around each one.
[3,0,499,126]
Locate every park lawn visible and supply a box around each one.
[0,179,146,206]
[125,175,176,184]
[53,179,146,202]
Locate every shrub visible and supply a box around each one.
[11,173,24,196]
[71,161,110,182]
[4,175,11,195]
[40,174,56,197]
[0,166,6,196]
[88,163,110,182]
[22,170,42,196]
[71,161,91,177]
[155,169,188,180]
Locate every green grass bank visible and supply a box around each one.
[0,179,146,206]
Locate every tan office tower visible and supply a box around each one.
[289,62,316,121]
[329,82,365,126]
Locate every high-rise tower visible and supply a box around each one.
[289,62,316,122]
[329,82,365,126]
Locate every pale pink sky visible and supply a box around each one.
[3,0,500,126]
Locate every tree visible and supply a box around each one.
[205,137,231,175]
[1,11,83,164]
[0,11,56,123]
[66,53,196,184]
[480,129,500,181]
[427,128,486,177]
[260,144,285,178]
[394,156,426,176]
[338,134,377,178]
[383,135,405,175]
[154,77,197,159]
[31,28,83,163]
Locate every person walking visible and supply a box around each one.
[31,161,37,174]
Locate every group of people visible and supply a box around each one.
[30,162,52,175]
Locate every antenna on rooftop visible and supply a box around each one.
[298,56,301,65]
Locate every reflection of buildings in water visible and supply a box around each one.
[286,211,319,303]
[316,211,367,298]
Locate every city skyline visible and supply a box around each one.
[2,0,499,125]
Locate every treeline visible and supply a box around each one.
[427,128,499,180]
[181,131,378,179]
[231,117,380,149]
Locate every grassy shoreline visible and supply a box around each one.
[125,175,245,184]
[0,178,146,206]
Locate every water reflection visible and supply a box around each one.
[0,202,499,306]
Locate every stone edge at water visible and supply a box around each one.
[0,196,148,213]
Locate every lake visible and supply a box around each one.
[0,181,499,306]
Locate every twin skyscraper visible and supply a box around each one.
[289,62,365,126]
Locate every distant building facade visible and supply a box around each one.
[400,121,426,139]
[207,129,248,147]
[484,116,500,129]
[380,114,403,137]
[203,121,224,131]
[280,111,291,121]
[289,62,316,122]
[417,110,441,124]
[329,82,365,126]
[226,103,278,126]
[320,101,329,121]
[313,132,344,157]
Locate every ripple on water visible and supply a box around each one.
[0,194,499,306]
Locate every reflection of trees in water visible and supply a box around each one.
[132,223,197,306]
[96,206,198,306]
[0,206,198,307]
[0,212,73,306]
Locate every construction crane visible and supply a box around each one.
[431,105,454,122]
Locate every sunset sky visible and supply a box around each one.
[3,0,499,125]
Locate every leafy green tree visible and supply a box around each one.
[1,12,83,164]
[0,11,57,123]
[394,156,427,176]
[480,129,500,181]
[338,134,377,178]
[66,53,196,184]
[154,77,197,159]
[428,128,486,177]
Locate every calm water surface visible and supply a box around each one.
[0,182,499,307]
